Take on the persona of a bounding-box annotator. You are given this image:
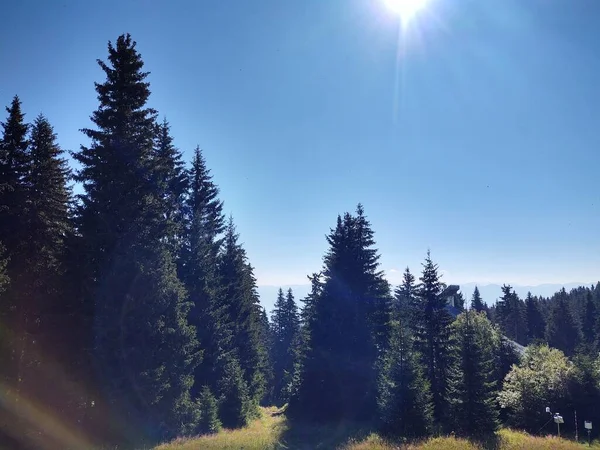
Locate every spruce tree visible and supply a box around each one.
[447,310,499,438]
[24,114,70,309]
[496,285,528,345]
[271,288,300,405]
[454,291,466,311]
[290,205,391,422]
[415,251,453,426]
[471,286,485,312]
[294,272,323,394]
[258,306,274,404]
[153,118,188,257]
[179,146,229,404]
[0,95,29,421]
[525,292,545,343]
[72,34,200,443]
[217,355,251,428]
[581,291,596,348]
[0,96,29,260]
[197,386,222,434]
[546,294,581,357]
[377,319,433,438]
[19,114,72,421]
[394,267,417,327]
[219,217,267,415]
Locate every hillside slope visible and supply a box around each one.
[153,407,599,450]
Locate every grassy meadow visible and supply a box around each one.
[152,407,600,450]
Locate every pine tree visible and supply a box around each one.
[179,146,228,403]
[454,291,466,311]
[197,386,222,434]
[258,306,274,404]
[471,286,485,312]
[219,218,267,416]
[217,355,251,428]
[24,114,70,309]
[546,293,581,357]
[394,267,417,327]
[72,34,200,443]
[0,95,30,425]
[496,285,528,345]
[18,114,73,425]
[447,310,499,438]
[525,292,545,343]
[271,288,300,405]
[377,319,433,438]
[581,291,596,348]
[294,272,323,395]
[415,251,453,426]
[290,205,391,422]
[153,118,188,257]
[0,96,29,260]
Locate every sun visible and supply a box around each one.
[383,0,429,23]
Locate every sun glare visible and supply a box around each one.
[383,0,429,23]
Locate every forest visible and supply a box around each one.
[0,33,599,449]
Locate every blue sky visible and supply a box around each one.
[2,0,599,297]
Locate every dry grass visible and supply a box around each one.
[152,408,600,450]
[344,434,479,450]
[153,407,284,450]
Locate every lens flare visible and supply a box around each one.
[383,0,429,23]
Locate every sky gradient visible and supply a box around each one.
[2,0,599,299]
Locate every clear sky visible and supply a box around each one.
[2,0,599,292]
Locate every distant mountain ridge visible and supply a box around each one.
[257,282,597,317]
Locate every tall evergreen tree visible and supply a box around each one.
[153,118,188,257]
[470,286,485,312]
[72,34,200,443]
[219,217,267,416]
[394,267,417,327]
[454,291,466,311]
[24,114,71,309]
[294,272,323,394]
[525,292,545,343]
[258,306,274,404]
[0,96,29,259]
[18,114,72,420]
[581,291,596,348]
[377,319,433,438]
[0,95,30,427]
[290,205,391,422]
[197,386,222,434]
[546,293,581,357]
[415,251,452,426]
[270,288,300,405]
[496,285,528,345]
[179,146,228,402]
[447,311,499,438]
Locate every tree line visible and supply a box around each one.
[1,33,599,449]
[0,34,269,449]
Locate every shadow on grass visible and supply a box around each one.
[276,415,374,450]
